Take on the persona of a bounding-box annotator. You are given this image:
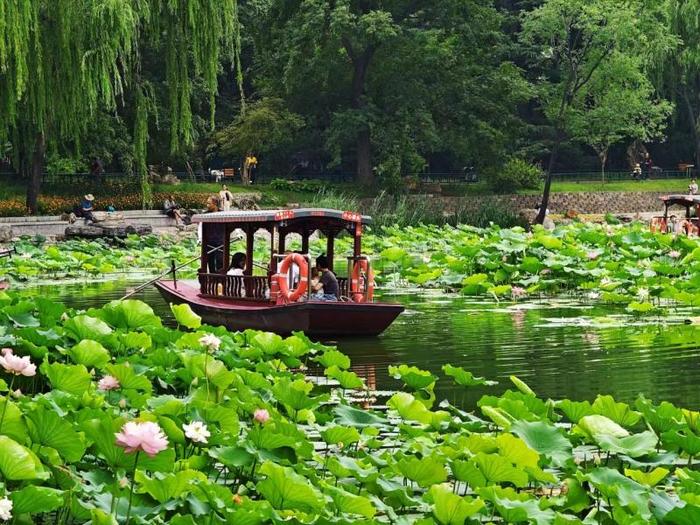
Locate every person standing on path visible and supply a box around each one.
[218,185,234,211]
[689,179,698,195]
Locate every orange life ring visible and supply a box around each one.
[350,259,375,303]
[277,253,308,303]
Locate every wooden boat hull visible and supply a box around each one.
[154,280,403,336]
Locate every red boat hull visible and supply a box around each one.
[154,280,403,336]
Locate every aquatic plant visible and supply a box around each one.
[0,294,699,523]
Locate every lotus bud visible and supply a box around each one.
[232,494,242,505]
[60,313,70,322]
[119,478,129,489]
[119,399,127,409]
[11,389,21,398]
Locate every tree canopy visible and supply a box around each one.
[2,0,700,208]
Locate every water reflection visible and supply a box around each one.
[26,280,700,410]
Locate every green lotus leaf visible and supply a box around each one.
[575,415,629,440]
[135,469,206,503]
[208,446,254,468]
[334,403,388,428]
[251,332,287,355]
[41,361,92,396]
[389,364,437,390]
[10,486,64,515]
[256,461,324,513]
[380,246,407,262]
[398,455,448,488]
[511,420,573,468]
[624,467,669,487]
[119,331,153,351]
[427,484,484,525]
[3,301,40,327]
[325,485,376,518]
[470,452,528,487]
[388,392,450,428]
[69,339,111,368]
[64,314,113,342]
[496,433,539,469]
[99,299,162,330]
[25,406,87,462]
[665,505,700,525]
[661,429,700,457]
[0,398,29,443]
[170,303,202,330]
[0,435,48,480]
[272,377,323,412]
[556,399,594,424]
[442,364,498,387]
[320,425,361,446]
[104,363,152,393]
[313,349,351,370]
[509,375,535,396]
[595,431,658,458]
[325,365,365,389]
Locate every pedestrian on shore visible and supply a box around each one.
[689,179,698,195]
[643,153,653,178]
[218,185,234,211]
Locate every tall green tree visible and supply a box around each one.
[568,56,673,179]
[0,0,241,213]
[521,0,673,223]
[251,0,525,186]
[658,1,700,169]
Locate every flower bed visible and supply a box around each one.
[0,192,217,217]
[0,295,699,523]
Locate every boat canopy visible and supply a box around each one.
[661,195,700,218]
[192,208,371,227]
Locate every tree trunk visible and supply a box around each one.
[535,131,562,225]
[25,132,45,215]
[347,43,374,186]
[598,149,608,183]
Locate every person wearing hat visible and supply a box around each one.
[75,194,95,224]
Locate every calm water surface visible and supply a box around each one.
[23,280,700,409]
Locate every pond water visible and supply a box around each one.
[21,279,700,409]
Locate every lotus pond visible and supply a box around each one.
[2,222,700,524]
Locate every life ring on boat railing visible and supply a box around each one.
[650,217,666,233]
[350,258,375,303]
[277,253,309,303]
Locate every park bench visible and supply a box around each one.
[0,246,16,258]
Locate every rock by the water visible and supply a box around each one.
[0,226,13,243]
[65,223,153,239]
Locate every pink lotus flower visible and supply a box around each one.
[253,409,270,424]
[199,334,221,353]
[115,421,169,457]
[98,375,120,391]
[669,250,681,258]
[0,349,36,377]
[511,286,526,299]
[586,251,599,260]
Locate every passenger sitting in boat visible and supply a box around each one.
[227,252,247,297]
[312,255,339,301]
[227,252,246,276]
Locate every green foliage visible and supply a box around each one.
[0,291,697,523]
[486,158,543,193]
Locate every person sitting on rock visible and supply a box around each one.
[70,194,95,224]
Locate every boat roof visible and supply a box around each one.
[660,195,700,207]
[192,208,372,226]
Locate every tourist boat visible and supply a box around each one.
[649,195,700,236]
[154,208,404,336]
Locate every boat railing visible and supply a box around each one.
[198,273,270,301]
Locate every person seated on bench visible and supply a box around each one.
[312,255,339,301]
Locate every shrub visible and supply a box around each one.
[269,179,327,193]
[486,158,543,193]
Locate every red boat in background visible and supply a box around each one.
[155,208,404,336]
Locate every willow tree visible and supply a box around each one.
[0,0,242,214]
